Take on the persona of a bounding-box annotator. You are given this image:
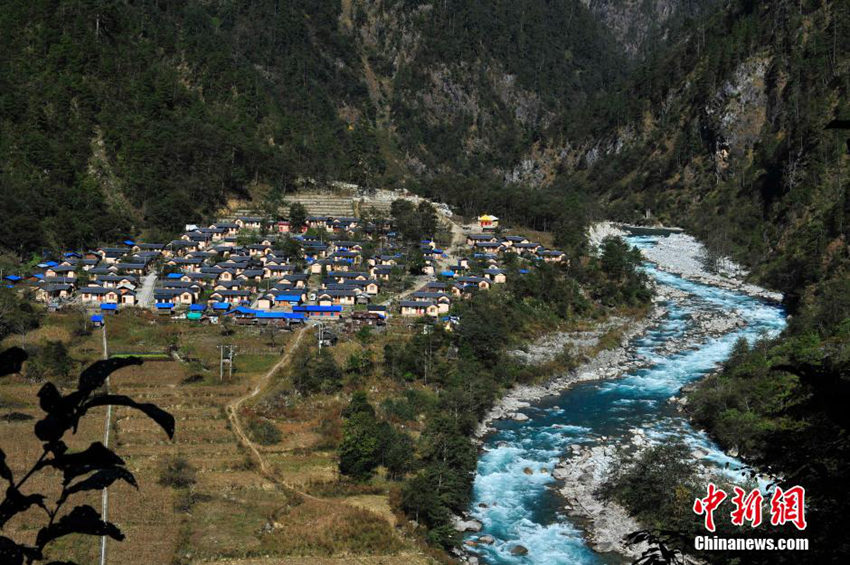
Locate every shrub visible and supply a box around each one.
[246,417,282,446]
[158,455,197,489]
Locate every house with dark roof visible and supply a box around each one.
[95,275,138,289]
[164,240,195,257]
[483,267,507,283]
[167,257,204,272]
[501,235,530,246]
[237,269,265,284]
[474,241,503,253]
[317,289,357,306]
[213,280,243,292]
[538,249,566,263]
[44,265,76,279]
[263,264,295,278]
[235,216,263,230]
[35,284,73,302]
[457,276,491,291]
[466,234,499,246]
[208,289,252,304]
[97,247,132,263]
[154,287,196,305]
[214,222,240,237]
[115,262,147,276]
[513,242,542,254]
[280,273,309,288]
[400,300,438,318]
[370,265,394,280]
[410,292,451,313]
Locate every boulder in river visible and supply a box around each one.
[478,535,495,545]
[453,517,483,533]
[523,467,534,475]
[510,545,529,556]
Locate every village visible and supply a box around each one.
[7,199,567,334]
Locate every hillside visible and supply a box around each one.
[554,1,850,307]
[1,0,635,254]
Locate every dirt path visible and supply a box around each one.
[382,214,466,307]
[224,327,319,500]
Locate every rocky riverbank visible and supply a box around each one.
[462,225,781,561]
[546,226,780,560]
[474,301,666,439]
[590,221,783,303]
[553,443,645,559]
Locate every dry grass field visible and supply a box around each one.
[0,310,437,565]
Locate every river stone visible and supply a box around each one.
[453,517,483,533]
[478,535,495,544]
[523,467,534,475]
[510,545,529,556]
[512,412,530,421]
[595,541,615,552]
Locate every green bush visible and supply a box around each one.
[246,417,282,446]
[158,455,197,489]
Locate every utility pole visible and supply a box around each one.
[218,345,237,381]
[99,322,109,565]
[317,322,324,350]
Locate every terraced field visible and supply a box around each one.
[0,312,434,565]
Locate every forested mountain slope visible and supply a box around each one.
[552,2,850,561]
[1,0,634,253]
[557,0,850,309]
[3,0,848,310]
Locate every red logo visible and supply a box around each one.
[693,484,807,531]
[769,486,807,530]
[693,482,727,532]
[730,486,764,527]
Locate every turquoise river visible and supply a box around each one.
[465,233,787,564]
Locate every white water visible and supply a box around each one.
[466,234,787,564]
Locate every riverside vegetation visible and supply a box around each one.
[292,212,653,549]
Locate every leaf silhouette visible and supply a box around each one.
[0,348,28,378]
[0,486,46,528]
[36,505,124,548]
[77,357,142,394]
[47,442,124,484]
[0,535,42,565]
[66,468,137,496]
[0,450,12,484]
[84,395,175,439]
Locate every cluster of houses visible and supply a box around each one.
[6,208,568,329]
[10,214,405,323]
[395,231,566,319]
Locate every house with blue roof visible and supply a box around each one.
[292,305,342,319]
